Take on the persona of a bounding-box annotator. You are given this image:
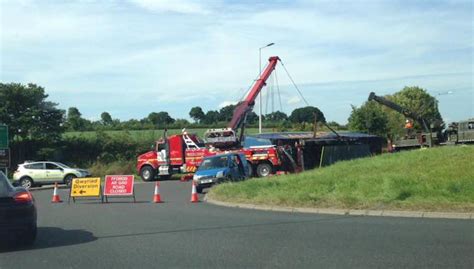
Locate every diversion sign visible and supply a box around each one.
[103,175,135,202]
[69,177,102,203]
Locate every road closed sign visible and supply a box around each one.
[104,175,134,196]
[70,177,101,197]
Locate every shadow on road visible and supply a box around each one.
[0,227,97,253]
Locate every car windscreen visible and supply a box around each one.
[199,156,228,170]
[55,162,70,168]
[0,171,12,197]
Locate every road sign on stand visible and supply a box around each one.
[103,175,136,202]
[69,177,102,203]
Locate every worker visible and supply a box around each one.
[405,119,413,137]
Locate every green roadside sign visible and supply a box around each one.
[0,125,8,148]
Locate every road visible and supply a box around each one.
[1,181,473,268]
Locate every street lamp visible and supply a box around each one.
[258,42,275,134]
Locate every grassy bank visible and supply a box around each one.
[208,145,474,212]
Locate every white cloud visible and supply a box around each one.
[128,0,211,14]
[218,101,237,108]
[287,96,301,105]
[1,0,471,122]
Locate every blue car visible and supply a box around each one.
[193,153,250,193]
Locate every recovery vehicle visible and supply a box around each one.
[444,118,474,144]
[137,56,297,181]
[368,92,441,150]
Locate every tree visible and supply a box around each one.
[189,106,205,123]
[147,111,175,126]
[100,112,113,126]
[347,102,389,137]
[202,110,219,124]
[390,86,443,132]
[0,83,64,141]
[246,111,259,124]
[265,111,287,122]
[349,86,443,139]
[66,107,89,131]
[173,118,190,128]
[289,106,326,124]
[218,104,236,122]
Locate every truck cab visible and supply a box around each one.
[136,133,204,181]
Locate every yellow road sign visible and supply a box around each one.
[70,177,101,197]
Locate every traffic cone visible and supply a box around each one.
[152,181,162,203]
[51,183,62,203]
[190,181,199,203]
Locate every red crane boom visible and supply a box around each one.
[204,56,280,148]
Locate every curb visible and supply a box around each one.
[204,197,474,220]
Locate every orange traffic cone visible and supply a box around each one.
[190,181,199,203]
[51,182,62,203]
[152,181,162,203]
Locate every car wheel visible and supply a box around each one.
[140,166,156,182]
[64,174,76,187]
[20,177,33,189]
[247,162,253,177]
[256,163,272,177]
[21,223,37,246]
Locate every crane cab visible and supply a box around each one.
[204,128,238,148]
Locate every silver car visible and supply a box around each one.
[13,161,91,189]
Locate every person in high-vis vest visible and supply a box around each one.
[405,119,414,137]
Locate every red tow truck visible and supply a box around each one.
[136,56,296,181]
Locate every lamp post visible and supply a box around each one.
[258,42,275,134]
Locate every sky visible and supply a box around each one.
[1,0,472,124]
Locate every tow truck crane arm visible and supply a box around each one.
[228,56,280,131]
[205,56,280,148]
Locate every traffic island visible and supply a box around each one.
[204,196,473,220]
[206,146,474,219]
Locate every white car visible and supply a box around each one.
[13,161,91,189]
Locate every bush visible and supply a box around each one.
[88,160,137,177]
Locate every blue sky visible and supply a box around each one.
[1,0,472,124]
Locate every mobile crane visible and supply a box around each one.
[137,57,295,181]
[368,92,439,150]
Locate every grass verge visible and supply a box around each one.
[208,145,474,212]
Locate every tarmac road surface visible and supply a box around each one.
[1,181,473,268]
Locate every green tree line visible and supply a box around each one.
[0,82,330,168]
[1,82,444,170]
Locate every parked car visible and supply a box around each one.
[0,170,37,246]
[193,153,250,193]
[13,161,91,189]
